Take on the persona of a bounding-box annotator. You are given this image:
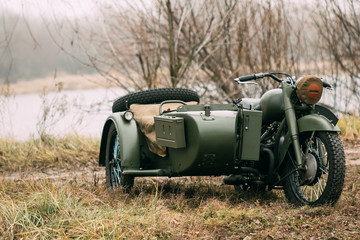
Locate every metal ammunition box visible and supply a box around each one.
[154,115,186,148]
[240,110,262,161]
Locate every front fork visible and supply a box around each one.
[282,82,304,167]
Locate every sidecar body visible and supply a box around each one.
[99,103,263,177]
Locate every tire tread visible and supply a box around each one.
[112,88,200,112]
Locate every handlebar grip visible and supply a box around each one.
[322,81,333,89]
[236,74,257,82]
[234,73,266,82]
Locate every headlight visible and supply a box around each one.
[123,110,134,121]
[295,75,323,104]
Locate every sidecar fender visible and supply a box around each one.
[278,114,340,164]
[98,113,140,169]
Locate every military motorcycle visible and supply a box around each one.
[98,73,345,206]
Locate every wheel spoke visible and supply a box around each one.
[318,177,324,192]
[304,170,328,201]
[319,166,328,174]
[298,136,329,202]
[315,181,321,198]
[303,186,309,200]
[109,132,123,188]
[322,175,328,189]
[113,135,119,159]
[111,154,122,186]
[313,186,318,199]
[112,166,120,186]
[106,126,133,191]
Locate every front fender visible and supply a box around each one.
[99,113,140,170]
[297,114,340,132]
[277,114,340,164]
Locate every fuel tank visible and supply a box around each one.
[260,89,284,124]
[162,104,238,176]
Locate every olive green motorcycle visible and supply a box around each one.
[99,72,345,206]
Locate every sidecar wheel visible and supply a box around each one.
[105,124,134,191]
[112,88,199,112]
[282,131,345,206]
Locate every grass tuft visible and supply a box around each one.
[0,135,99,173]
[338,114,360,140]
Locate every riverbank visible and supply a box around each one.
[8,73,113,95]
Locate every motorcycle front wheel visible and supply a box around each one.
[105,124,134,191]
[282,131,345,206]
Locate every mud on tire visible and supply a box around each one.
[112,88,200,113]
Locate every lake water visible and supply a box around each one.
[0,87,126,140]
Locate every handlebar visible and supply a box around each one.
[234,73,266,82]
[234,72,288,84]
[234,72,332,89]
[322,81,333,89]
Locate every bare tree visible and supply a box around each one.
[315,0,360,78]
[52,1,313,101]
[0,11,19,86]
[191,0,309,100]
[0,10,19,137]
[314,0,360,112]
[158,0,237,88]
[68,0,237,92]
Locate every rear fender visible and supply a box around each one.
[277,114,340,165]
[99,113,140,170]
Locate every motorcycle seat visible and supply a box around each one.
[240,98,261,110]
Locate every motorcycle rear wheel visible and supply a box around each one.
[105,124,134,191]
[282,131,345,206]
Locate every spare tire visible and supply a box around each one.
[112,88,200,112]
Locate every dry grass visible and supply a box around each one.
[338,114,360,140]
[0,115,359,239]
[0,135,99,173]
[0,167,359,239]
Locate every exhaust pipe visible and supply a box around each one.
[223,167,260,185]
[223,174,245,185]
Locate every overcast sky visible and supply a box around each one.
[1,0,99,19]
[1,0,321,20]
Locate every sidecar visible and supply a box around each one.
[98,88,262,189]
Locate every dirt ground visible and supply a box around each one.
[343,140,360,165]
